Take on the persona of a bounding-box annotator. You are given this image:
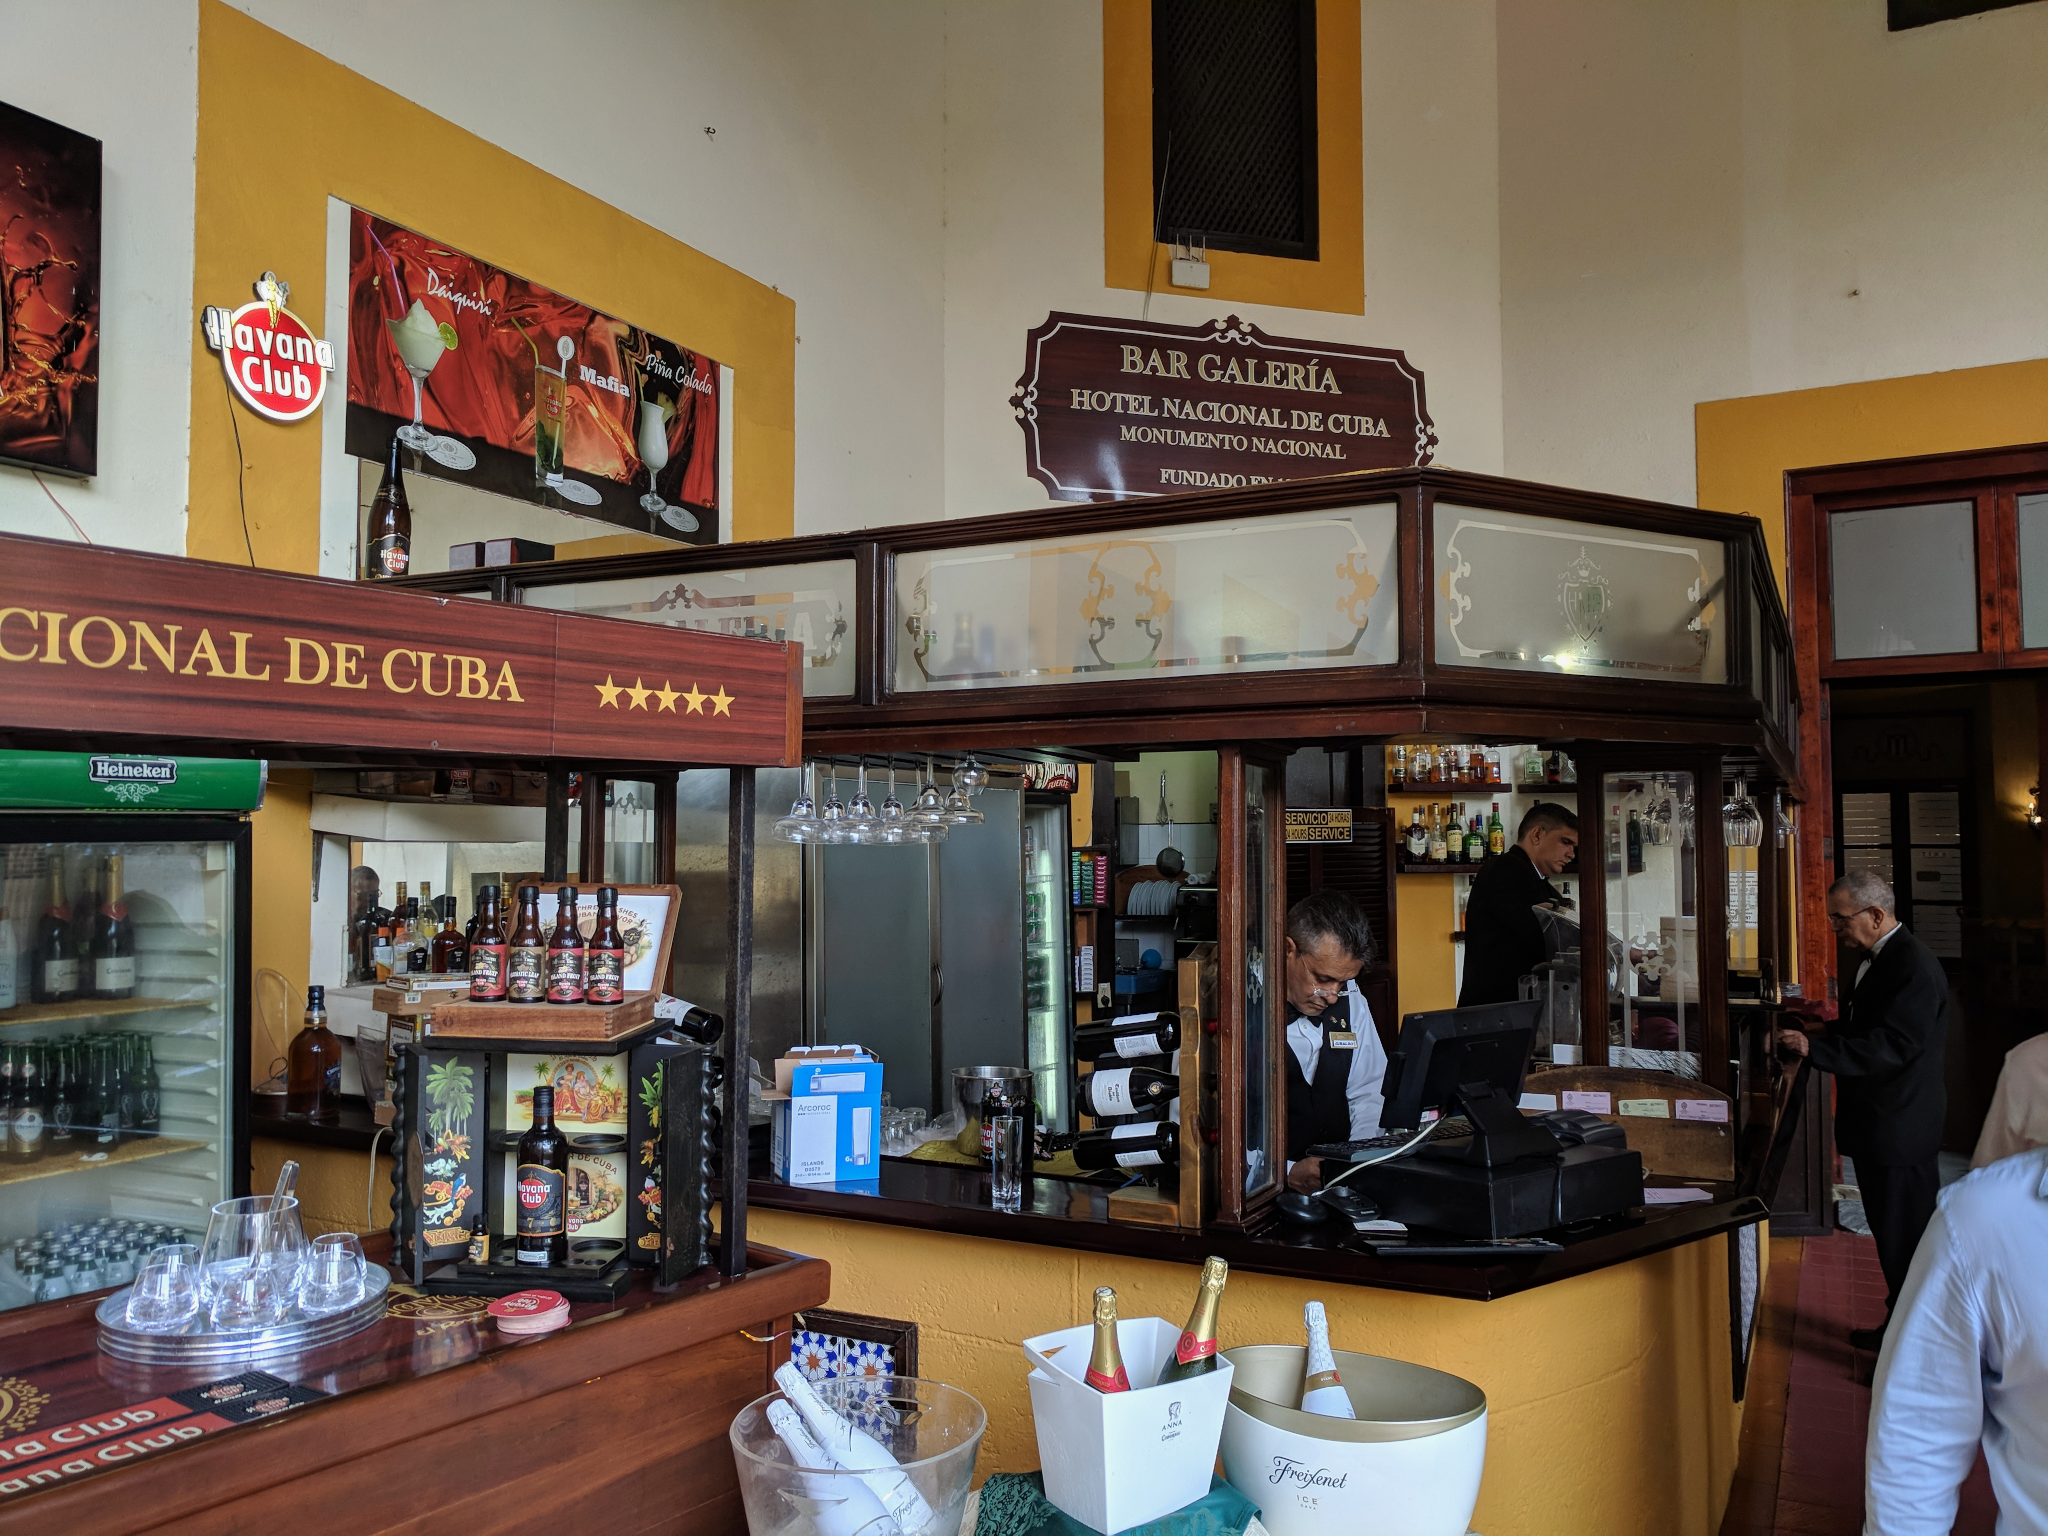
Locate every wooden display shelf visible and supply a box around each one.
[1394,857,1489,875]
[0,996,201,1028]
[0,1134,206,1188]
[1388,778,1514,793]
[425,991,656,1041]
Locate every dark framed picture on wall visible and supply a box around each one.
[0,99,102,479]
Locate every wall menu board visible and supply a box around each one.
[0,100,101,479]
[345,209,721,543]
[1010,312,1433,503]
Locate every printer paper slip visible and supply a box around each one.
[1561,1091,1612,1114]
[1618,1098,1670,1118]
[1676,1099,1730,1123]
[1518,1092,1559,1112]
[1643,1187,1714,1205]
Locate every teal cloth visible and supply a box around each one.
[973,1473,1259,1536]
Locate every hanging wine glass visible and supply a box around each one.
[843,760,879,844]
[908,757,951,842]
[954,753,991,797]
[771,762,823,843]
[941,782,984,827]
[1722,777,1762,849]
[818,768,851,845]
[874,760,910,844]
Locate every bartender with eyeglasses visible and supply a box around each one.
[1281,890,1387,1193]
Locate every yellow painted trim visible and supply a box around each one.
[1103,0,1364,315]
[249,768,313,1074]
[190,1,795,571]
[1695,358,2048,592]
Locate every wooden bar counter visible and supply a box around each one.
[0,1240,827,1534]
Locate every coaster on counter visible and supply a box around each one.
[170,1371,293,1414]
[488,1289,570,1333]
[208,1382,332,1423]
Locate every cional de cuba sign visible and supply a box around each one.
[1010,312,1434,503]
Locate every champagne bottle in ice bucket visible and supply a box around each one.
[773,1362,935,1532]
[1156,1255,1228,1386]
[765,1400,904,1536]
[1085,1286,1132,1394]
[1300,1300,1357,1419]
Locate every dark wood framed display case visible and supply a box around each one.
[394,466,1807,1261]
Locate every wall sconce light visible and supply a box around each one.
[2029,785,2041,830]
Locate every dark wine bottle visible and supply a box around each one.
[285,986,343,1121]
[1156,1255,1228,1386]
[515,1085,570,1265]
[469,885,508,1000]
[34,864,78,1004]
[1082,1065,1177,1119]
[1073,1011,1180,1061]
[1056,1119,1178,1172]
[666,1005,724,1046]
[364,432,412,579]
[545,886,585,1004]
[431,899,468,974]
[91,854,137,1000]
[585,885,626,1004]
[506,885,546,1003]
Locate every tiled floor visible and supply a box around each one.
[1720,1230,1998,1535]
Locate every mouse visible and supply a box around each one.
[1275,1190,1339,1226]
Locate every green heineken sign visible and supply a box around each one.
[0,751,267,812]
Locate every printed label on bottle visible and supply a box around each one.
[516,1164,565,1237]
[469,944,507,998]
[1110,1120,1163,1169]
[506,946,546,1001]
[42,958,78,994]
[50,1103,74,1140]
[546,949,586,1003]
[586,949,625,1002]
[12,1109,44,1148]
[1113,1033,1163,1060]
[1173,1329,1218,1365]
[94,957,136,992]
[1085,1364,1131,1392]
[139,1091,159,1127]
[1304,1369,1344,1392]
[369,535,410,577]
[1090,1068,1134,1116]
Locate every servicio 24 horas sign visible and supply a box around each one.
[1010,312,1434,503]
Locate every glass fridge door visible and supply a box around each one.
[1022,796,1072,1132]
[0,819,247,1312]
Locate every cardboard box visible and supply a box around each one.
[1022,1315,1234,1534]
[485,537,555,566]
[448,542,486,570]
[764,1046,882,1184]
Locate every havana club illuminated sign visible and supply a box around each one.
[201,272,334,423]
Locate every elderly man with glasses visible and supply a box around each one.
[1778,871,1949,1351]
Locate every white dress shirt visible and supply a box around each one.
[1284,980,1387,1160]
[1864,1147,2048,1535]
[1855,918,1902,991]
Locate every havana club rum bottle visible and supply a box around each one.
[515,1086,570,1265]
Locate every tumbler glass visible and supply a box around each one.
[124,1243,202,1333]
[988,1115,1025,1212]
[299,1232,366,1316]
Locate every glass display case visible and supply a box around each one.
[1600,771,1702,1078]
[0,816,250,1312]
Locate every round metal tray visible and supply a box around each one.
[96,1264,391,1366]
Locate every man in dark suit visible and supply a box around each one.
[1458,802,1578,1007]
[1778,871,1948,1351]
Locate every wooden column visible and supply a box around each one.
[579,772,607,884]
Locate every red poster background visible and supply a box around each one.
[0,102,100,479]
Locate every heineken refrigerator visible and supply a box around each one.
[0,752,259,1313]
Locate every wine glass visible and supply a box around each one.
[385,303,446,453]
[953,754,990,797]
[817,770,851,845]
[772,763,824,843]
[843,761,879,844]
[908,759,951,843]
[875,761,910,845]
[941,782,984,827]
[1722,778,1762,849]
[637,400,672,518]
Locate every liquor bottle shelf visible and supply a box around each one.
[1394,857,1491,876]
[0,1134,209,1189]
[0,996,204,1028]
[1387,778,1514,793]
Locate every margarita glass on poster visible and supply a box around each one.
[386,301,447,453]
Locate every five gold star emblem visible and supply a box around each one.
[710,686,734,716]
[655,680,680,712]
[595,674,623,708]
[681,684,708,715]
[596,677,735,720]
[625,677,652,710]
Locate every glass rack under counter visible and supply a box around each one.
[0,820,250,1312]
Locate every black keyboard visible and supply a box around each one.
[1308,1117,1471,1161]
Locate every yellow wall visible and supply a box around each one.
[253,1137,393,1240]
[750,1209,1746,1536]
[189,0,796,570]
[1396,871,1458,1020]
[1695,357,2048,588]
[1102,0,1365,315]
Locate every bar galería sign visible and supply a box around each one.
[0,533,801,765]
[1285,809,1354,844]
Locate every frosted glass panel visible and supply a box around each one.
[1433,504,1726,681]
[891,504,1398,692]
[1828,501,1976,661]
[2018,494,2048,650]
[522,560,856,697]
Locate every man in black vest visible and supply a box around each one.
[1458,802,1579,1007]
[1281,890,1387,1193]
[1778,870,1948,1350]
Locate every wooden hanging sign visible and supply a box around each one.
[0,533,800,765]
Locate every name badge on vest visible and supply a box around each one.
[1328,1031,1359,1049]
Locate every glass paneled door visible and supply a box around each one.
[0,816,249,1312]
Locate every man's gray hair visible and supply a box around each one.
[1829,869,1897,916]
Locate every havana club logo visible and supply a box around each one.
[202,272,334,424]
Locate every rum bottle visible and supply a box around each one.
[364,432,412,579]
[515,1085,570,1265]
[506,885,547,1003]
[431,899,468,974]
[545,886,586,1004]
[585,886,626,1004]
[469,885,508,1000]
[1156,1255,1228,1385]
[285,985,343,1122]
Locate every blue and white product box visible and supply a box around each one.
[766,1045,883,1184]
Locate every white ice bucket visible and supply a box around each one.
[1218,1345,1486,1536]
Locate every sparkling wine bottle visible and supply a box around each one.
[772,1362,934,1533]
[764,1400,904,1536]
[1156,1255,1228,1386]
[1085,1286,1132,1393]
[1300,1300,1357,1418]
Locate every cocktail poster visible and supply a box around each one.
[344,208,720,543]
[0,100,101,479]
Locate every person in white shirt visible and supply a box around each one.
[1971,1033,2048,1169]
[1279,889,1386,1192]
[1864,1146,2048,1534]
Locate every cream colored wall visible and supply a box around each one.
[751,1208,1746,1536]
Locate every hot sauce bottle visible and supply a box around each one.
[506,885,547,1003]
[585,886,627,1004]
[546,886,586,1004]
[468,884,508,1001]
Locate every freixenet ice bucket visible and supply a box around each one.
[951,1066,1034,1158]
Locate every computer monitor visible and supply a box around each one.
[1379,1000,1556,1168]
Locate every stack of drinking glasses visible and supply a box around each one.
[879,1104,929,1155]
[773,756,992,845]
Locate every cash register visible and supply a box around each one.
[1310,1001,1644,1239]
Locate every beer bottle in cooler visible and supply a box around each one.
[515,1086,570,1265]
